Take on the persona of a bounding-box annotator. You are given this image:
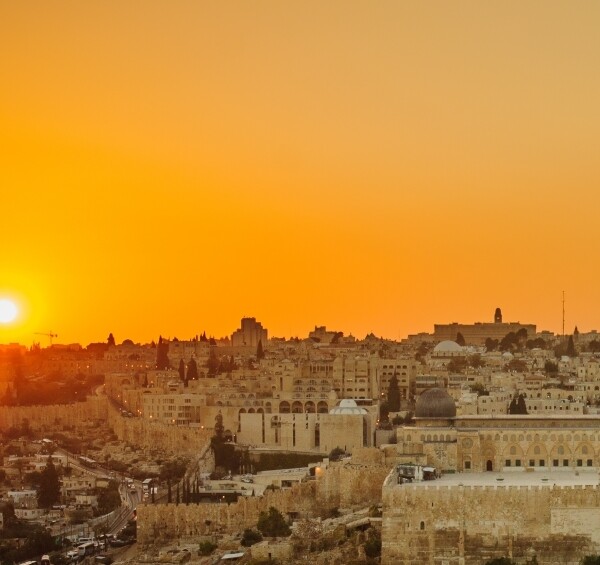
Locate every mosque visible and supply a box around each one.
[396,387,600,473]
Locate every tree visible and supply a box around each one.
[456,332,466,346]
[96,481,121,514]
[37,457,61,508]
[364,530,382,558]
[582,556,600,565]
[187,358,198,380]
[241,528,263,547]
[387,374,401,412]
[107,333,115,347]
[544,360,558,374]
[257,506,291,537]
[566,335,577,357]
[447,358,467,374]
[468,354,485,369]
[485,337,499,352]
[206,347,219,377]
[379,401,390,424]
[198,541,217,555]
[156,336,170,370]
[508,394,527,415]
[588,340,600,353]
[470,383,489,397]
[499,332,518,352]
[506,359,528,373]
[256,339,265,361]
[178,359,185,382]
[329,447,345,461]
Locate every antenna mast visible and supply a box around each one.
[562,291,565,337]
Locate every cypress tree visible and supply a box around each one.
[37,457,61,508]
[256,339,265,360]
[187,358,199,380]
[387,373,401,412]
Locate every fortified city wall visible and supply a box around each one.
[382,480,600,565]
[106,401,212,456]
[137,454,390,545]
[0,397,212,458]
[0,396,107,432]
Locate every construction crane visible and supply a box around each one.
[34,332,58,346]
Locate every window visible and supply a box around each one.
[577,459,583,467]
[563,459,569,467]
[539,460,545,467]
[553,459,559,467]
[588,459,593,467]
[515,459,521,467]
[505,460,511,467]
[529,460,535,467]
[464,461,471,470]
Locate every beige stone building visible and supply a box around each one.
[237,399,376,454]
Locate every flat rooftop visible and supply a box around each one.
[396,469,600,488]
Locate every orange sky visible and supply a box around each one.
[1,1,600,346]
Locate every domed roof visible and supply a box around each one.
[329,399,368,415]
[433,340,463,353]
[415,388,457,419]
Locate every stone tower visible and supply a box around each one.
[494,307,502,324]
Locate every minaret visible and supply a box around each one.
[494,307,502,324]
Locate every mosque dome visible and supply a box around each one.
[433,340,463,354]
[329,399,368,415]
[415,388,457,419]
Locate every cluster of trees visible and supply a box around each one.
[2,369,103,407]
[446,354,485,374]
[96,480,121,515]
[508,394,528,415]
[0,524,57,564]
[485,330,551,353]
[485,557,538,565]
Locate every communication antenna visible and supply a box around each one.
[562,291,565,337]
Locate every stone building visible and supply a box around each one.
[237,399,375,454]
[396,388,600,473]
[433,308,536,346]
[231,317,268,348]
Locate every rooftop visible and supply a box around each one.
[394,469,600,488]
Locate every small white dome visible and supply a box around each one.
[329,399,367,415]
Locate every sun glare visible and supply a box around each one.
[0,299,18,324]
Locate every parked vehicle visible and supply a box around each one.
[78,541,96,557]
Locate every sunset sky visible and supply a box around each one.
[1,2,599,346]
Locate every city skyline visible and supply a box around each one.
[2,2,599,345]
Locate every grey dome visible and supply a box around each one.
[415,388,456,418]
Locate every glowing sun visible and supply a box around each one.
[0,299,18,324]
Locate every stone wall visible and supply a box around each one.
[137,460,392,545]
[0,397,107,433]
[382,482,600,564]
[107,402,213,457]
[0,398,212,459]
